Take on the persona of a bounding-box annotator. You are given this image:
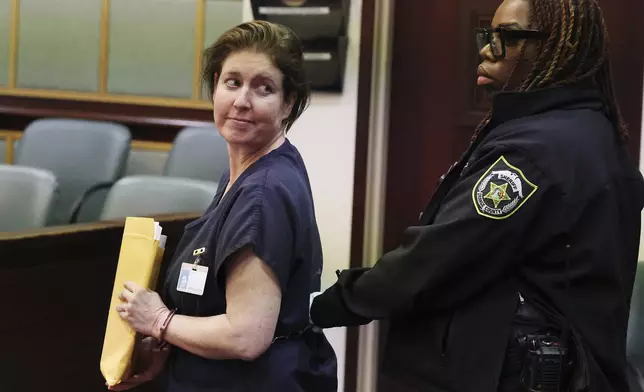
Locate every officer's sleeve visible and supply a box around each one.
[213,183,294,293]
[311,148,554,328]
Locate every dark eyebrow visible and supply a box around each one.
[221,70,277,84]
[256,72,277,82]
[221,70,241,78]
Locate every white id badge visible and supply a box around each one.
[177,263,209,296]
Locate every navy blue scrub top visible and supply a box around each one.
[158,139,338,392]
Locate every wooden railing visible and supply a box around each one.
[0,213,200,392]
[0,94,215,143]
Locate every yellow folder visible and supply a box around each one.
[100,217,167,387]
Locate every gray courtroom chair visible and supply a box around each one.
[627,262,644,391]
[99,176,218,220]
[163,126,229,182]
[0,164,58,232]
[15,118,131,225]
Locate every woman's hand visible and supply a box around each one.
[107,336,170,391]
[116,281,170,339]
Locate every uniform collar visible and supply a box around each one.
[489,83,604,125]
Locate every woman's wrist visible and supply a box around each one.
[152,307,175,341]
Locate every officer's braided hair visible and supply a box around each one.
[473,0,627,142]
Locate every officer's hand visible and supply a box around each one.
[310,268,373,328]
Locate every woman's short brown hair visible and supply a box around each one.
[202,20,310,132]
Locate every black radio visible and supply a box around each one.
[518,334,571,391]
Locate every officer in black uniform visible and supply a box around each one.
[310,0,644,391]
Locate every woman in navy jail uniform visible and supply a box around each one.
[111,21,337,392]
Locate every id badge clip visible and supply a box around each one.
[177,247,208,296]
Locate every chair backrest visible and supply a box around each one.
[163,126,229,182]
[99,175,218,220]
[15,118,131,225]
[0,164,58,232]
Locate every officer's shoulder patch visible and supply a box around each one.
[471,155,538,220]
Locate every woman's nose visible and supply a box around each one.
[233,89,251,109]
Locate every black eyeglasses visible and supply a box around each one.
[475,27,547,59]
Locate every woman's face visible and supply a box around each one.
[212,50,293,149]
[477,0,538,92]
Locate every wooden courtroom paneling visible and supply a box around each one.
[379,0,644,391]
[0,213,199,392]
[0,95,214,142]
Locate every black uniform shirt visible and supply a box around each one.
[311,84,644,391]
[159,139,337,392]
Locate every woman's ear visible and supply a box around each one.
[282,93,295,122]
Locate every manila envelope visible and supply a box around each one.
[100,217,166,388]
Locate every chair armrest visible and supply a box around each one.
[68,181,115,224]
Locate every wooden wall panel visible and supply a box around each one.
[601,0,644,160]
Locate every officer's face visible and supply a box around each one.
[477,0,538,92]
[212,50,294,149]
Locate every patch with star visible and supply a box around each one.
[472,156,538,220]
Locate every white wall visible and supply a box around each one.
[242,2,364,391]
